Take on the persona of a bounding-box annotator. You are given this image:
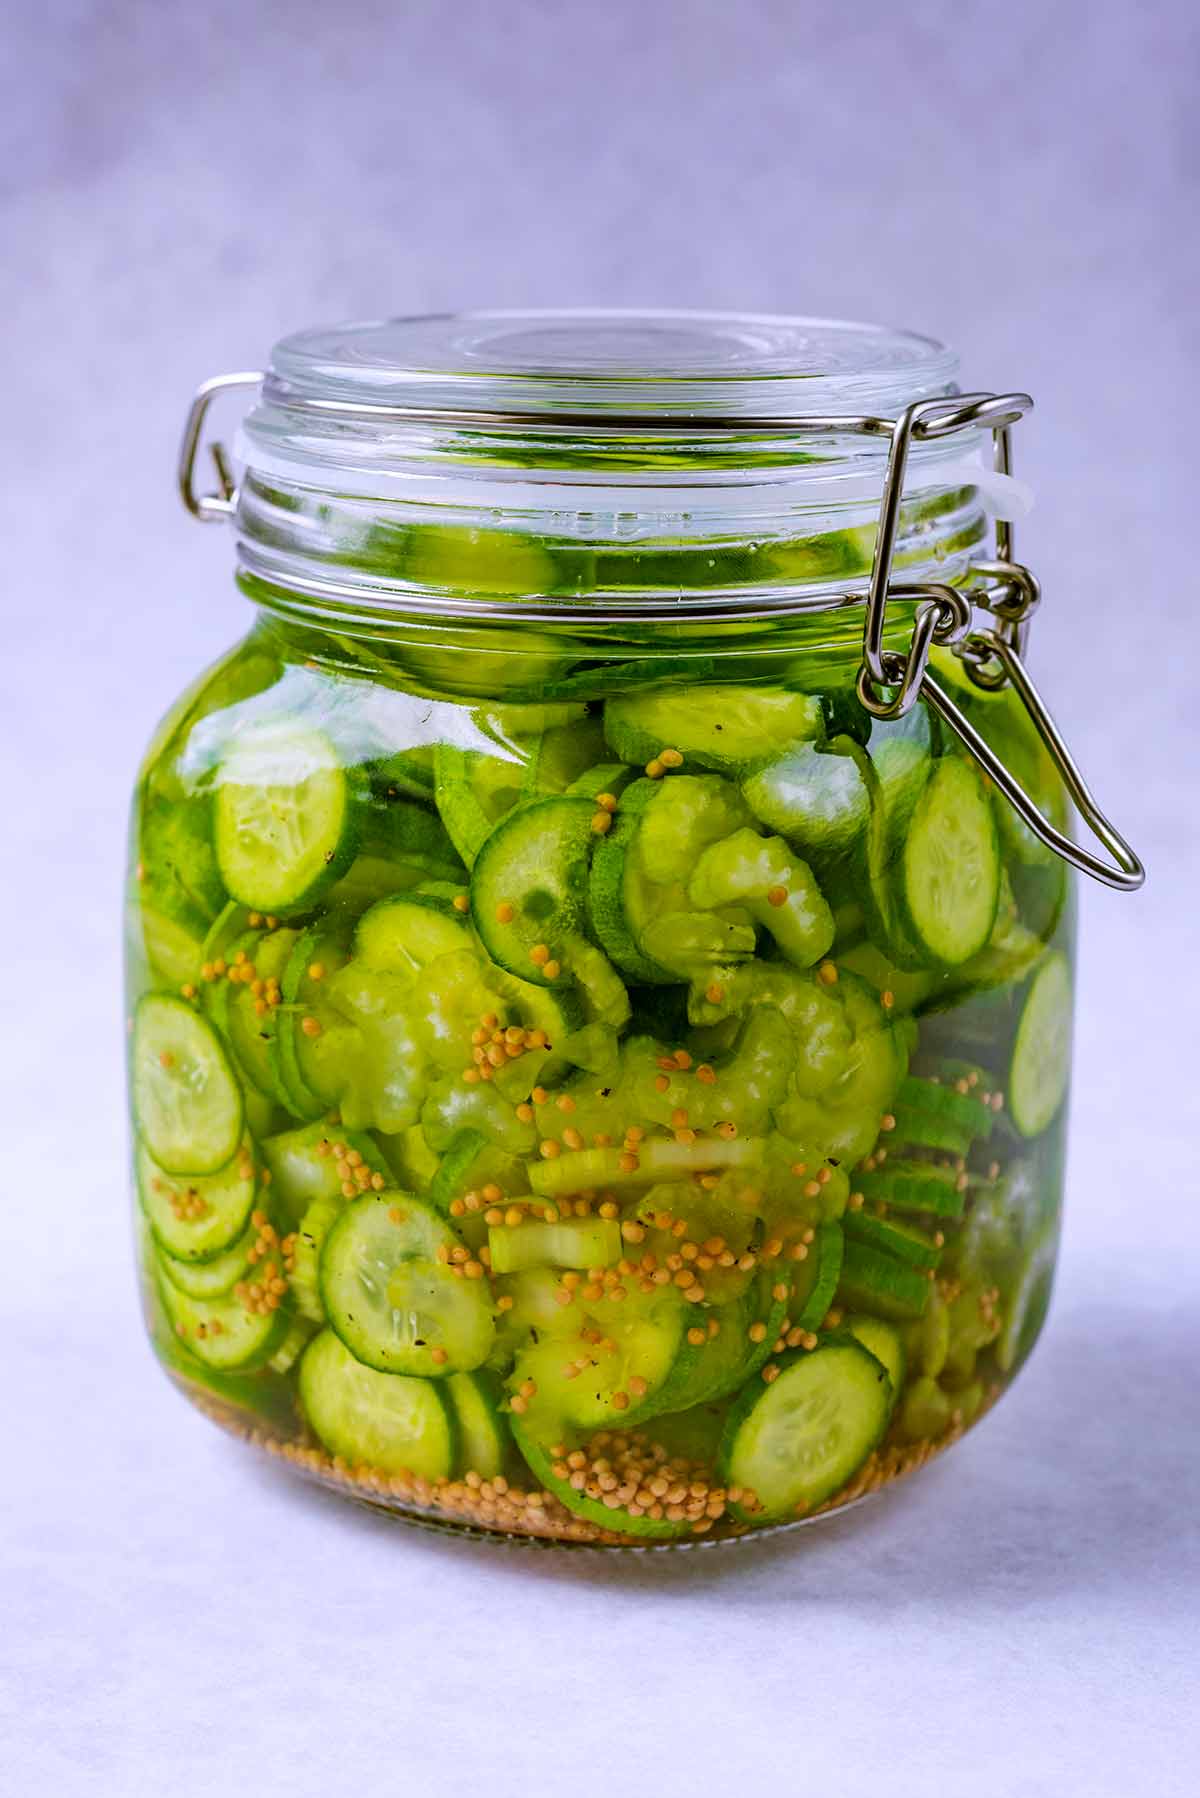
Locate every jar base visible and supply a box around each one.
[180,1373,999,1551]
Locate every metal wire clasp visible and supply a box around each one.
[855,393,1144,892]
[177,372,262,521]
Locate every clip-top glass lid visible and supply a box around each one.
[265,309,961,420]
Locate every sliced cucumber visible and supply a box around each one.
[214,719,361,914]
[845,1315,906,1406]
[791,1220,845,1331]
[447,1370,509,1479]
[135,1131,258,1261]
[260,1120,392,1225]
[434,742,529,867]
[353,891,470,971]
[509,1418,694,1541]
[470,797,596,987]
[895,756,1000,968]
[132,995,244,1177]
[320,1192,494,1376]
[156,1213,258,1298]
[996,1226,1058,1371]
[298,1328,457,1479]
[605,684,822,773]
[510,1287,686,1430]
[719,1337,892,1519]
[844,1209,943,1272]
[157,1250,291,1371]
[1009,953,1072,1137]
[855,1160,966,1219]
[487,1216,621,1276]
[837,1240,932,1320]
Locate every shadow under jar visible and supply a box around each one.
[127,310,1142,1546]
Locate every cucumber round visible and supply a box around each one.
[214,720,361,913]
[157,1250,291,1372]
[136,1130,257,1261]
[320,1192,495,1376]
[605,684,822,773]
[447,1370,509,1479]
[719,1336,892,1520]
[470,796,596,986]
[299,1328,458,1479]
[132,994,244,1177]
[1009,953,1072,1137]
[895,756,1001,968]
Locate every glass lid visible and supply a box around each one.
[265,309,961,420]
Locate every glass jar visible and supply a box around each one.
[128,311,1142,1546]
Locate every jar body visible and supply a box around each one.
[127,596,1074,1546]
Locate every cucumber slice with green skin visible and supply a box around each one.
[845,1316,906,1410]
[157,1249,292,1372]
[272,921,355,1120]
[886,1108,974,1158]
[298,1328,458,1480]
[844,1209,943,1271]
[791,1221,846,1331]
[996,1226,1058,1371]
[369,745,437,804]
[133,901,206,991]
[563,761,638,802]
[291,1197,343,1321]
[896,1074,995,1139]
[1009,953,1072,1138]
[471,796,597,987]
[521,716,608,800]
[510,1288,686,1430]
[320,1192,495,1376]
[687,828,835,969]
[137,1131,258,1262]
[223,927,303,1108]
[448,1371,509,1479]
[157,1213,259,1299]
[259,1121,392,1227]
[214,720,362,914]
[132,995,244,1177]
[509,1418,695,1542]
[268,1316,317,1375]
[138,791,227,928]
[488,1216,621,1276]
[837,1240,932,1320]
[646,1285,759,1415]
[719,1337,893,1520]
[854,1161,966,1219]
[528,1133,764,1199]
[358,793,465,883]
[426,1129,525,1216]
[894,756,1001,968]
[353,892,470,971]
[604,685,822,773]
[434,743,529,867]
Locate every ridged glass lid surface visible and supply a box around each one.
[267,309,960,418]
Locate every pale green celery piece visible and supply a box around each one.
[686,826,835,967]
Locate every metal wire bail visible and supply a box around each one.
[853,390,1144,892]
[177,372,262,521]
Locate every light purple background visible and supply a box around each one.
[4,3,1197,1793]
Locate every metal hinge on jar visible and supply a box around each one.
[849,392,1143,892]
[176,375,1144,892]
